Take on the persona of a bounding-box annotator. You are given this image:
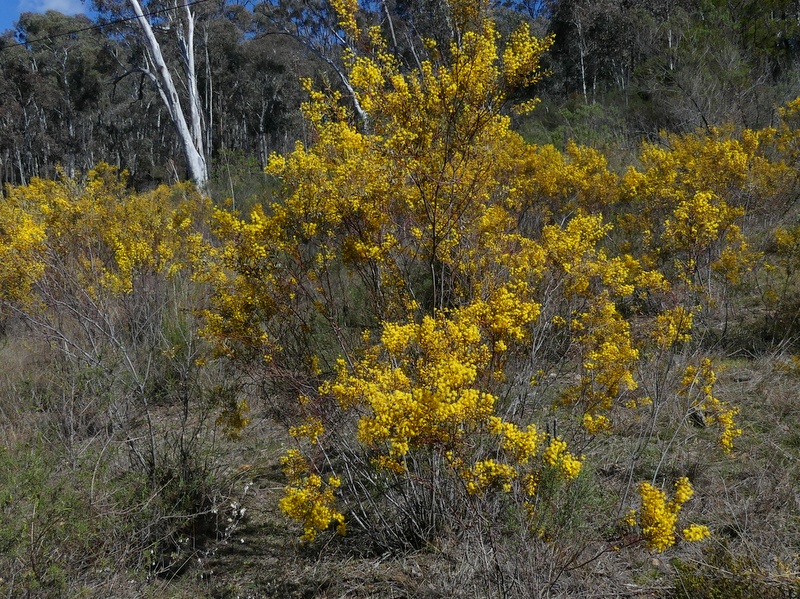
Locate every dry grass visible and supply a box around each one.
[2,318,800,598]
[143,349,800,599]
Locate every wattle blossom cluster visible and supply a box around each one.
[626,477,709,552]
[279,450,345,542]
[542,437,583,479]
[681,359,742,452]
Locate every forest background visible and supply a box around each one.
[4,0,800,191]
[3,0,800,597]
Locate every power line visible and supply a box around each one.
[0,0,213,52]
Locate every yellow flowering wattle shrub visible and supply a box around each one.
[625,477,710,552]
[0,164,208,304]
[614,118,800,300]
[680,359,742,452]
[0,197,46,303]
[0,166,228,555]
[19,0,800,572]
[279,450,345,542]
[198,0,741,553]
[20,29,800,578]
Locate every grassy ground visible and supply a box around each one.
[2,321,800,598]
[158,351,800,599]
[111,353,796,599]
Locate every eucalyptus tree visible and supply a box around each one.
[0,34,32,187]
[92,0,210,187]
[0,12,110,186]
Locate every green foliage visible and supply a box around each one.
[0,437,100,596]
[674,545,800,599]
[207,149,281,215]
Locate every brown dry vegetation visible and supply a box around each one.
[2,320,800,598]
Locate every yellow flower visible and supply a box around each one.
[543,437,583,479]
[682,524,710,542]
[631,477,701,552]
[463,459,517,495]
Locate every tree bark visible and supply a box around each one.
[128,0,208,188]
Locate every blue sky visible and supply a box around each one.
[0,0,89,34]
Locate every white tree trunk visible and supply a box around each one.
[128,0,208,188]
